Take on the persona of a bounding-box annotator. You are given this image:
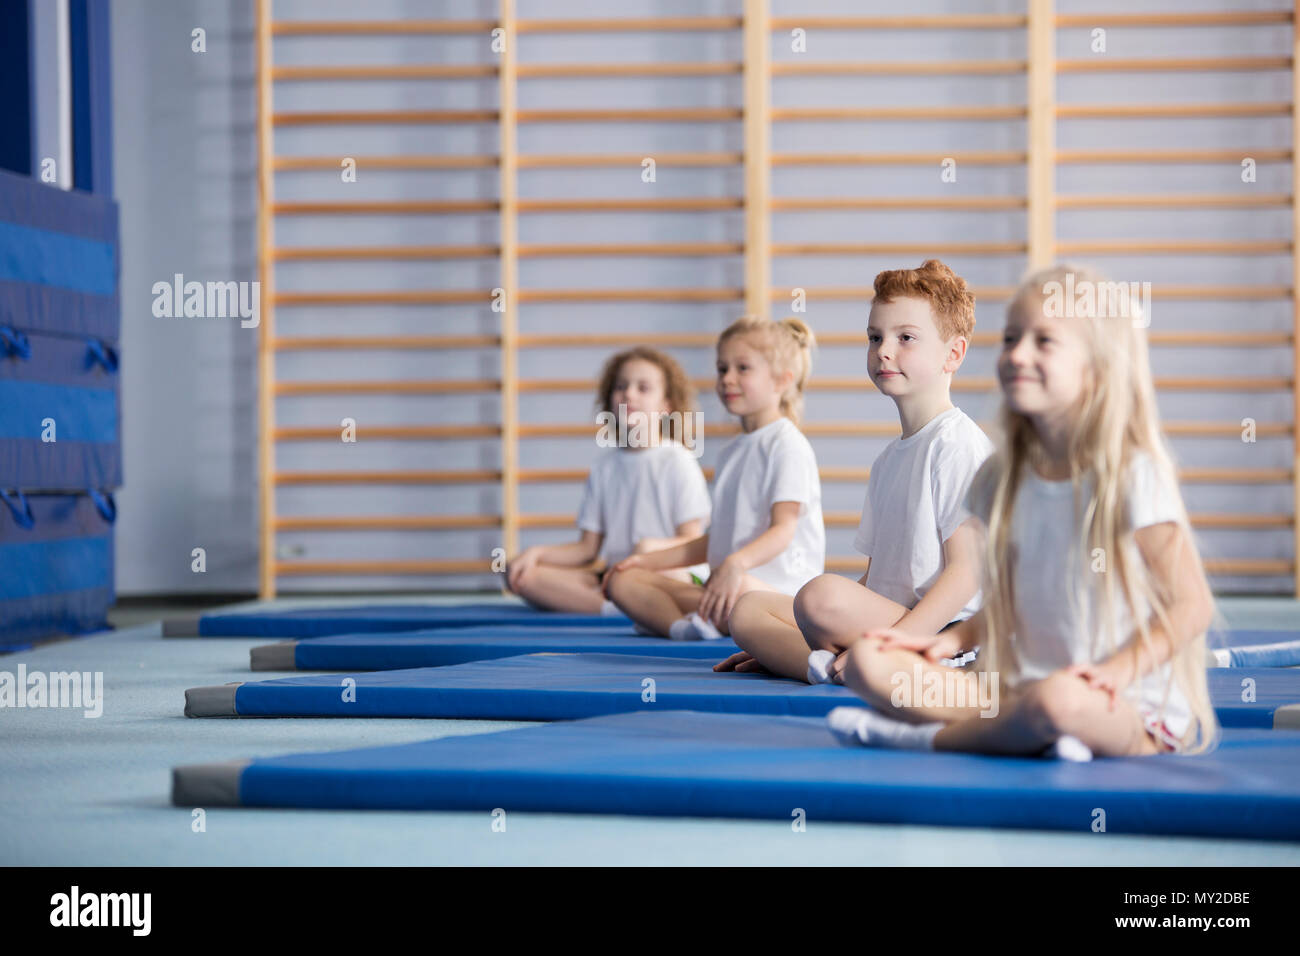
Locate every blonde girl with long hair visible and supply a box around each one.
[828,264,1220,760]
[605,317,825,639]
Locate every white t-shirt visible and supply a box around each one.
[706,416,825,594]
[576,443,712,566]
[854,406,993,620]
[994,451,1192,737]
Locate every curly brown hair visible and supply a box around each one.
[872,258,976,340]
[595,347,696,429]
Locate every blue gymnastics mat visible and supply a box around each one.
[1209,629,1300,668]
[163,603,631,637]
[250,624,738,671]
[170,709,1300,840]
[184,652,1300,729]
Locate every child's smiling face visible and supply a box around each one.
[716,335,785,419]
[866,296,957,396]
[998,298,1093,420]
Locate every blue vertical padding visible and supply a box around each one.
[1,2,118,642]
[69,0,113,197]
[0,0,32,177]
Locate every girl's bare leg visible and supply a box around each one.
[508,564,606,615]
[933,671,1161,757]
[840,638,989,724]
[727,592,813,682]
[793,574,909,653]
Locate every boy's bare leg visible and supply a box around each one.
[606,568,702,636]
[725,592,813,682]
[508,564,605,615]
[933,671,1161,757]
[793,573,909,653]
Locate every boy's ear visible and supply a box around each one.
[945,336,969,373]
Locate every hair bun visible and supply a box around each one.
[779,316,816,350]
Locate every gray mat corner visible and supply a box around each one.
[184,683,243,718]
[172,760,249,807]
[250,642,298,671]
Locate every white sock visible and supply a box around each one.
[826,706,943,751]
[1047,734,1094,762]
[668,617,697,641]
[807,649,836,684]
[687,611,724,640]
[600,599,622,617]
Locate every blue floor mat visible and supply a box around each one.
[1209,629,1300,668]
[252,624,738,671]
[166,603,631,637]
[185,652,1300,729]
[170,709,1300,840]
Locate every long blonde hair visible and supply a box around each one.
[968,263,1222,754]
[718,316,816,426]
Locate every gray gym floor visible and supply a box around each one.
[3,594,1298,865]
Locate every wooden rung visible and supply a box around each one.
[276,469,503,485]
[518,108,743,123]
[772,196,1027,210]
[516,376,1291,394]
[1204,559,1295,576]
[520,241,744,257]
[274,420,1290,443]
[517,62,742,78]
[518,17,743,33]
[1055,12,1293,28]
[773,241,1027,255]
[1191,514,1294,529]
[274,109,499,126]
[274,290,491,306]
[274,200,501,215]
[272,467,1296,488]
[1182,469,1293,484]
[1056,193,1292,209]
[1057,102,1291,119]
[277,515,502,531]
[519,198,745,212]
[1056,240,1292,256]
[275,155,500,170]
[276,425,501,441]
[773,60,1026,76]
[271,512,1298,533]
[271,19,497,36]
[270,557,1295,578]
[520,288,744,303]
[273,64,498,81]
[1058,148,1292,164]
[772,106,1027,121]
[770,15,1027,30]
[519,152,742,168]
[275,335,502,351]
[277,380,500,396]
[277,559,494,575]
[274,244,500,261]
[1058,56,1293,74]
[767,286,1015,301]
[774,151,1027,166]
[518,333,717,347]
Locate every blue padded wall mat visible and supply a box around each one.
[187,653,1300,729]
[268,624,737,670]
[171,710,1300,841]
